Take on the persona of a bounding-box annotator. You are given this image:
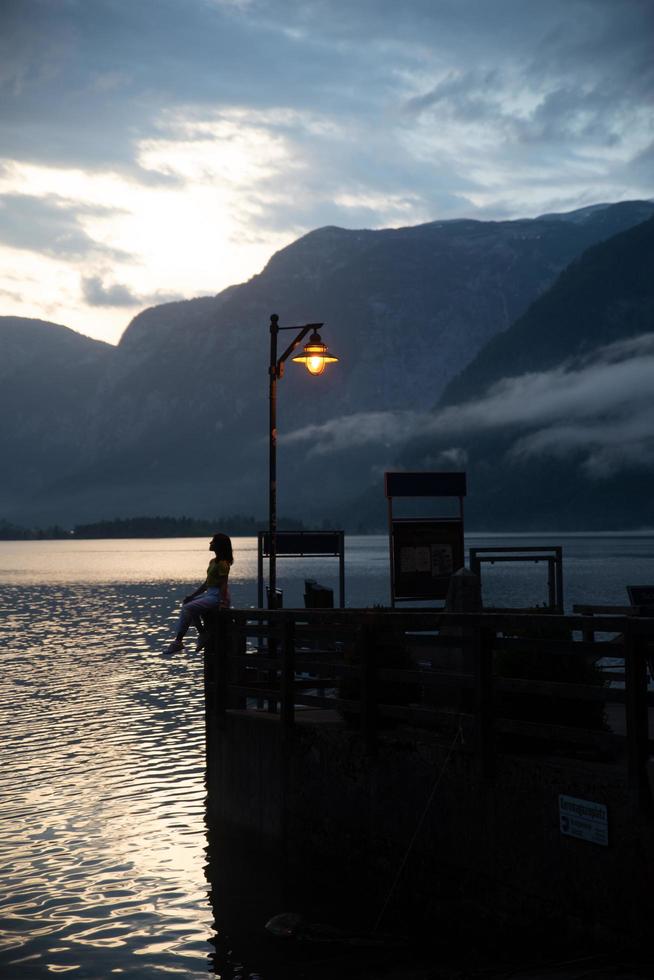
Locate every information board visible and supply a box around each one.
[391,519,464,600]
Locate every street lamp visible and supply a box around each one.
[268,313,338,608]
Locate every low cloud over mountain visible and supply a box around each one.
[286,333,654,481]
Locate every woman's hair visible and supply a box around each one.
[212,533,234,564]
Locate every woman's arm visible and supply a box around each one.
[183,582,207,604]
[215,574,229,606]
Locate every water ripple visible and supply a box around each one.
[0,583,213,979]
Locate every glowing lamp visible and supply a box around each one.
[292,329,339,375]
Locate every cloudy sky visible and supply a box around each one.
[1,0,653,344]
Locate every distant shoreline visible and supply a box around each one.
[2,528,653,541]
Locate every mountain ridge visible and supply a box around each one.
[440,214,654,406]
[3,198,654,527]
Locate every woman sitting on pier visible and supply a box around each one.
[165,533,233,653]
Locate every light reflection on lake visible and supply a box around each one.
[1,534,654,978]
[0,579,212,978]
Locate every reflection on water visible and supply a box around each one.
[1,535,654,978]
[0,582,212,978]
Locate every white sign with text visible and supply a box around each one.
[559,795,608,846]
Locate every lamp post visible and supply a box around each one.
[268,313,338,608]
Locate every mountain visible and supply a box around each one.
[352,214,654,532]
[2,199,653,527]
[440,213,654,406]
[1,317,113,502]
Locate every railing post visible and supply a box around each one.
[360,623,377,756]
[281,613,295,736]
[582,612,596,646]
[267,611,279,713]
[234,625,247,710]
[214,610,231,728]
[474,624,494,778]
[624,622,651,813]
[203,624,218,761]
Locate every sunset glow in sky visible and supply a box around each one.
[1,0,653,344]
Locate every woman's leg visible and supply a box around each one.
[174,591,221,641]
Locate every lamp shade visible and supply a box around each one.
[292,329,339,376]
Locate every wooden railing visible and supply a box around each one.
[204,608,654,810]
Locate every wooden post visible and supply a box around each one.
[281,614,295,736]
[474,624,494,778]
[554,546,564,613]
[267,611,279,713]
[203,626,218,762]
[624,622,651,813]
[360,623,377,756]
[226,623,245,710]
[581,611,596,647]
[214,610,230,729]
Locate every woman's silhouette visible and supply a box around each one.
[165,533,233,653]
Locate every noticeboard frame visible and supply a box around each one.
[385,471,466,606]
[390,518,465,601]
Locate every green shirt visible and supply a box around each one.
[205,559,230,588]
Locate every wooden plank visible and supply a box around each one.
[379,703,474,722]
[294,693,355,710]
[294,623,358,637]
[231,655,280,669]
[233,624,284,638]
[214,613,232,725]
[228,680,280,692]
[496,676,622,703]
[403,633,479,650]
[629,618,654,637]
[228,684,280,700]
[359,624,377,756]
[493,636,614,657]
[496,717,622,750]
[624,626,651,812]
[294,648,354,659]
[294,660,356,675]
[293,677,338,689]
[377,667,475,689]
[474,626,494,777]
[281,615,295,734]
[487,613,630,634]
[226,608,648,643]
[573,604,633,615]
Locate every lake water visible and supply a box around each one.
[2,534,654,979]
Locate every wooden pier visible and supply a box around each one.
[204,607,654,943]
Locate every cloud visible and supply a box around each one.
[0,286,23,303]
[81,275,184,308]
[282,333,654,477]
[511,417,654,478]
[283,409,437,455]
[1,0,653,342]
[2,0,652,206]
[0,192,129,260]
